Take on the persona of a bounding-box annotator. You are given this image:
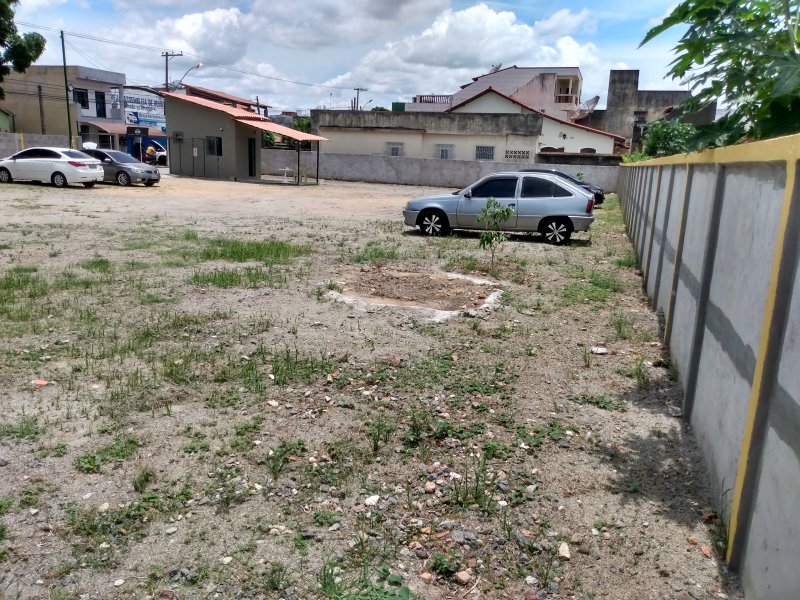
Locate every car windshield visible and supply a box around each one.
[63,150,92,159]
[105,151,139,164]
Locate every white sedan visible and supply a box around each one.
[0,147,104,188]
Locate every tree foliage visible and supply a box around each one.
[642,120,697,157]
[1,1,46,101]
[641,0,800,147]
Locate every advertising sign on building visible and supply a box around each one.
[110,88,166,132]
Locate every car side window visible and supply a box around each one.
[521,177,554,198]
[41,150,60,159]
[552,182,571,197]
[13,149,38,159]
[471,177,517,198]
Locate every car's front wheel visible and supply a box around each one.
[83,182,96,188]
[51,172,68,188]
[0,168,11,184]
[116,172,131,186]
[418,209,450,236]
[540,217,572,245]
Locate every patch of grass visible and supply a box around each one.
[0,416,41,440]
[0,496,15,515]
[449,454,495,511]
[313,510,340,527]
[610,311,634,339]
[270,347,333,385]
[200,237,311,264]
[430,551,459,576]
[78,257,112,273]
[446,254,480,272]
[569,394,627,411]
[268,439,306,480]
[189,267,287,288]
[57,271,97,290]
[351,241,399,264]
[615,253,639,268]
[618,357,652,387]
[132,467,155,493]
[142,293,174,304]
[75,436,141,473]
[589,270,623,292]
[263,561,291,591]
[0,243,11,250]
[365,415,396,454]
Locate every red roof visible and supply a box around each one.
[446,87,624,141]
[164,93,326,142]
[181,84,262,109]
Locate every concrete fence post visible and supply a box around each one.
[651,165,677,311]
[664,165,695,347]
[643,166,663,283]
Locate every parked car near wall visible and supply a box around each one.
[82,148,160,186]
[0,147,103,188]
[403,171,595,245]
[520,168,605,205]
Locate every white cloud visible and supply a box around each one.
[533,8,597,40]
[249,0,449,49]
[322,4,610,105]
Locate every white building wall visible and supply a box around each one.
[539,118,614,154]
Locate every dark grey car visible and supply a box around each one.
[83,149,160,186]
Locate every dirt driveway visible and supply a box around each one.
[0,175,743,600]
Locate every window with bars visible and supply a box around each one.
[386,142,404,157]
[435,144,454,159]
[475,145,494,160]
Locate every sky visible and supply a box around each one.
[14,0,686,115]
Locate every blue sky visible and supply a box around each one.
[15,0,685,113]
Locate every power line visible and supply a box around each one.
[18,21,357,92]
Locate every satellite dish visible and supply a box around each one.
[568,95,600,121]
[489,63,502,73]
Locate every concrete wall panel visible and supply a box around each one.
[740,428,800,599]
[656,166,686,313]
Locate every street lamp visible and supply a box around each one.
[171,63,202,91]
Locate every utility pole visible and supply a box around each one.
[354,87,367,110]
[162,51,183,90]
[38,85,46,134]
[60,31,72,147]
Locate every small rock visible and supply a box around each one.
[525,575,538,586]
[364,495,380,506]
[420,572,433,582]
[328,523,340,532]
[558,542,571,561]
[0,459,8,467]
[267,400,279,407]
[29,508,39,516]
[590,346,608,355]
[113,579,125,587]
[165,527,178,535]
[220,556,233,565]
[455,571,471,585]
[424,481,436,494]
[97,503,110,513]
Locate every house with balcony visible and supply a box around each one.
[401,65,583,121]
[0,65,126,147]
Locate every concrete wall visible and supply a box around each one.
[616,135,800,600]
[0,132,69,157]
[262,148,618,190]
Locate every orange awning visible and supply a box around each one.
[234,118,328,142]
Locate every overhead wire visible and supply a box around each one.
[17,21,357,92]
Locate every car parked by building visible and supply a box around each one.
[82,148,160,186]
[520,168,605,204]
[403,171,594,245]
[0,147,103,188]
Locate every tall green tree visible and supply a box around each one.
[641,0,800,147]
[642,120,697,157]
[1,1,46,100]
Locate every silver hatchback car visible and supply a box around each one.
[82,148,160,186]
[403,171,595,245]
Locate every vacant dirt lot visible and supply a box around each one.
[0,176,743,600]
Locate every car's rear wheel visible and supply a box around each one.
[51,172,68,188]
[540,217,572,245]
[418,209,450,236]
[0,168,11,183]
[144,180,156,187]
[116,172,131,186]
[83,182,96,188]
[157,156,167,166]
